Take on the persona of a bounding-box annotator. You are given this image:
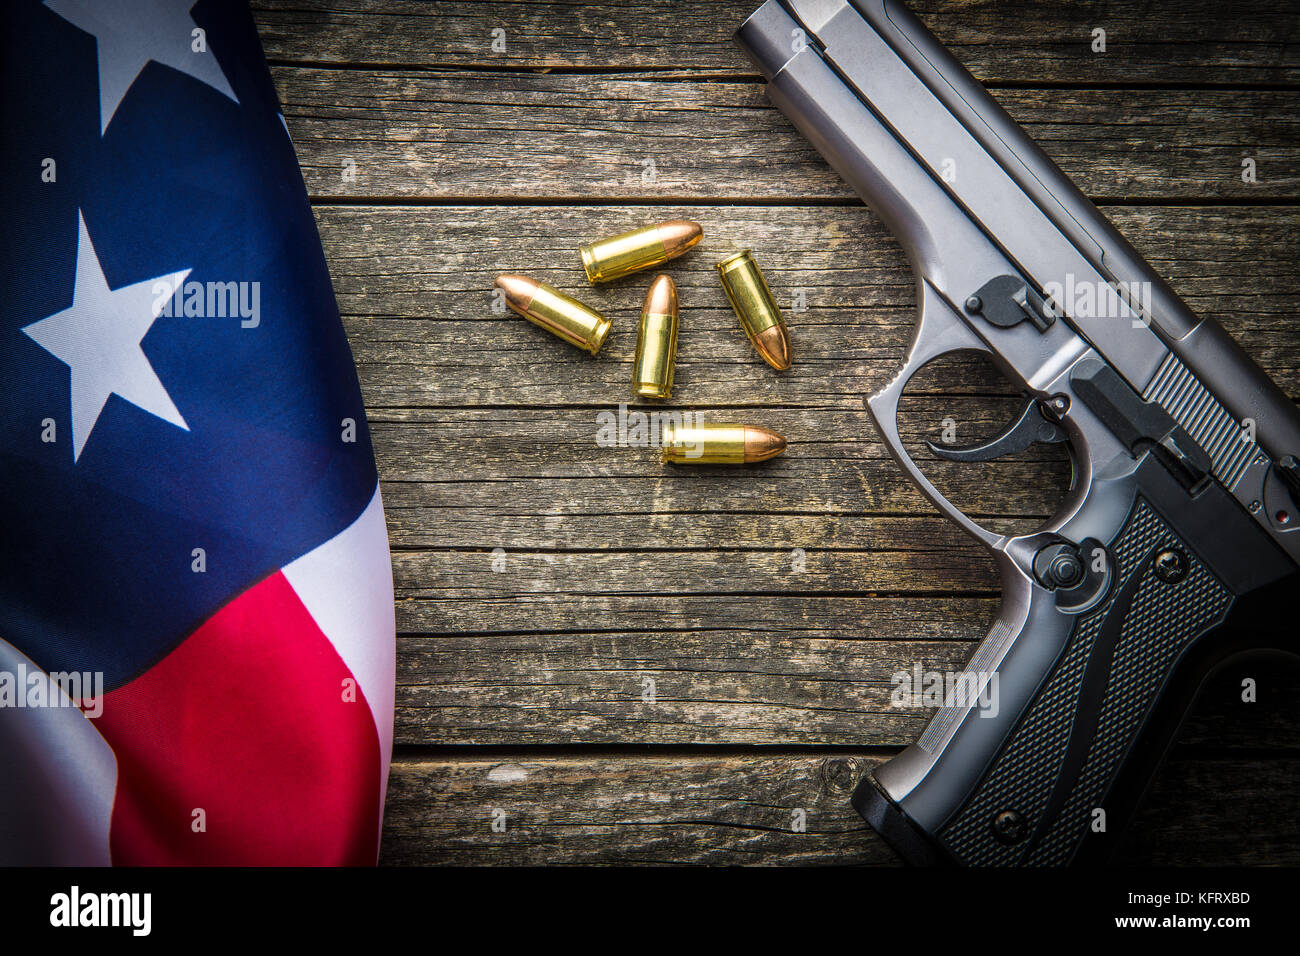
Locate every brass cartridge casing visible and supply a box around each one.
[661,423,787,465]
[633,275,679,399]
[580,220,703,284]
[494,274,611,355]
[715,250,792,370]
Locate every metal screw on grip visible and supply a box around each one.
[991,809,1028,845]
[1153,548,1188,584]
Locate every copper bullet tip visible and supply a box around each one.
[753,324,792,370]
[656,220,704,257]
[642,274,678,316]
[494,273,539,311]
[743,426,787,463]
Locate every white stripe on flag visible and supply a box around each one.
[282,484,396,840]
[0,637,117,865]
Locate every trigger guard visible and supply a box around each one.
[865,279,1004,552]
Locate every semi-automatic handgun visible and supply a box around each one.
[736,0,1300,864]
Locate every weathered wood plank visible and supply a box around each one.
[383,499,1000,552]
[393,538,998,597]
[372,402,1076,527]
[324,204,1300,409]
[397,591,992,643]
[381,752,893,865]
[396,632,975,747]
[253,0,1300,86]
[276,68,1300,199]
[393,617,1300,747]
[379,752,1300,864]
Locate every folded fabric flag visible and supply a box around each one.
[0,0,395,865]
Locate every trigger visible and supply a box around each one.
[927,396,1068,463]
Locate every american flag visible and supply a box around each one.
[0,0,395,864]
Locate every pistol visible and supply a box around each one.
[736,0,1300,864]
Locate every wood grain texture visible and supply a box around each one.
[382,752,897,865]
[252,0,1300,85]
[326,204,1300,407]
[250,0,1300,864]
[380,752,1300,865]
[277,71,1300,200]
[393,622,1300,747]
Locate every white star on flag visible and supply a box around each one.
[45,0,239,134]
[23,212,191,463]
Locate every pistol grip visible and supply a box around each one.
[860,457,1295,865]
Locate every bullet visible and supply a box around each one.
[633,275,679,399]
[580,220,703,284]
[494,274,611,355]
[715,250,792,371]
[662,423,787,464]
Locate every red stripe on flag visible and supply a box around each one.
[93,571,382,865]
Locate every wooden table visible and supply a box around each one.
[251,0,1300,865]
